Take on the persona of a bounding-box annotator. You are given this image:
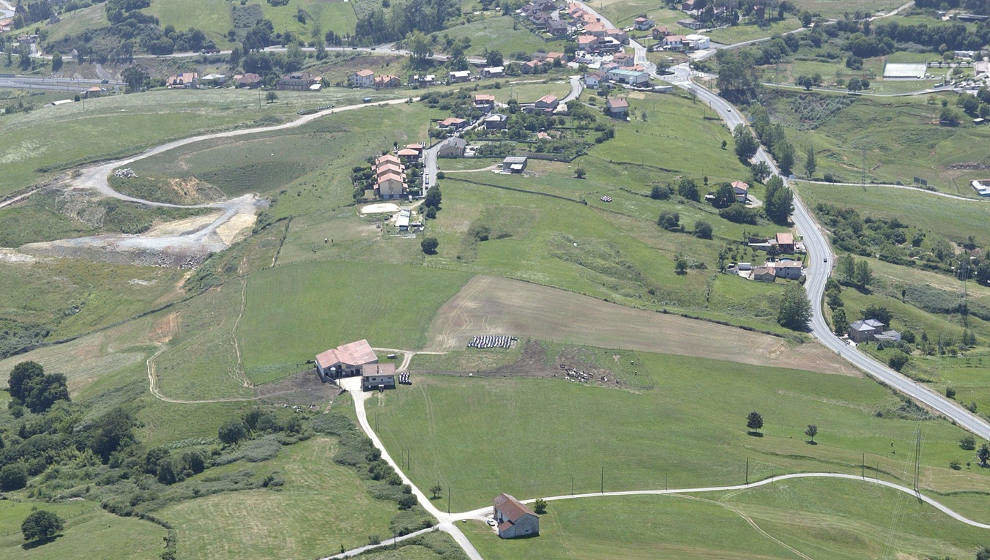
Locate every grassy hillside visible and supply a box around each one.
[377,348,990,514]
[465,478,990,560]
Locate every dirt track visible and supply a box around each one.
[426,275,859,376]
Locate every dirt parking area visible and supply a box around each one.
[426,275,859,376]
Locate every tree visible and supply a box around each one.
[575,167,586,179]
[887,351,909,371]
[430,484,442,499]
[763,175,793,225]
[408,30,431,64]
[484,48,503,67]
[421,237,439,255]
[978,443,989,467]
[977,546,990,560]
[854,259,872,288]
[746,411,764,434]
[960,436,976,450]
[121,66,149,93]
[733,124,758,161]
[775,141,795,174]
[8,361,43,403]
[831,307,849,336]
[424,185,442,209]
[650,185,671,200]
[861,305,891,325]
[0,463,28,491]
[51,52,62,72]
[712,183,736,209]
[675,257,688,275]
[23,373,69,413]
[266,91,278,103]
[218,420,248,444]
[778,282,811,331]
[677,178,699,201]
[804,145,816,178]
[939,106,961,126]
[534,498,547,514]
[804,424,818,443]
[694,221,713,239]
[657,211,680,231]
[751,161,772,183]
[21,510,62,543]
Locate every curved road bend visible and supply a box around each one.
[660,63,990,440]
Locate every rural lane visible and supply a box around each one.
[659,62,990,441]
[450,472,990,529]
[339,376,484,560]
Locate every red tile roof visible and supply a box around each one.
[776,232,794,245]
[316,340,377,369]
[494,493,535,522]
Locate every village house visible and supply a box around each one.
[583,71,604,88]
[0,18,13,33]
[634,16,654,30]
[277,72,316,91]
[235,73,262,88]
[397,144,423,163]
[350,69,375,88]
[438,117,467,130]
[607,28,629,43]
[437,137,467,157]
[361,363,396,391]
[752,265,776,282]
[315,340,378,381]
[663,34,685,50]
[482,66,505,78]
[493,494,540,539]
[449,70,472,83]
[547,19,569,36]
[534,94,559,112]
[374,74,401,88]
[612,52,634,66]
[608,68,650,85]
[503,156,528,173]
[544,51,565,65]
[474,94,496,111]
[200,73,227,87]
[651,25,670,39]
[731,180,749,203]
[775,232,795,253]
[848,319,901,344]
[484,113,508,130]
[166,72,199,89]
[377,170,407,199]
[770,259,803,280]
[83,86,103,98]
[412,74,436,86]
[678,18,705,30]
[577,34,598,50]
[605,96,628,117]
[684,33,711,50]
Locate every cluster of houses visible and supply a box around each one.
[371,152,410,200]
[748,232,806,254]
[730,258,804,282]
[568,1,628,55]
[165,71,322,91]
[349,69,402,89]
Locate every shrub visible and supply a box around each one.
[21,510,62,542]
[0,463,28,491]
[650,185,672,199]
[887,351,909,371]
[657,211,680,231]
[719,204,758,224]
[421,237,439,254]
[218,421,248,445]
[694,221,713,239]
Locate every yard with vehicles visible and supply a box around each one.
[463,478,990,560]
[377,347,990,518]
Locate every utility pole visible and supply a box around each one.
[447,488,451,514]
[913,428,923,495]
[861,147,867,186]
[745,457,749,484]
[600,465,604,494]
[862,453,865,479]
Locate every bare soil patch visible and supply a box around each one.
[253,369,341,406]
[427,275,859,376]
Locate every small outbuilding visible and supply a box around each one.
[361,363,396,391]
[503,156,528,173]
[493,493,539,539]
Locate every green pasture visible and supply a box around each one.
[465,478,990,559]
[376,349,990,514]
[0,499,165,560]
[707,17,804,45]
[434,16,566,57]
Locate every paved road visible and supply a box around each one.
[450,472,990,529]
[660,63,990,440]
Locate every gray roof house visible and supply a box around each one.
[503,156,528,173]
[848,319,888,343]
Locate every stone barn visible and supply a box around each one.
[493,493,539,539]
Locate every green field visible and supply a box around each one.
[159,436,401,559]
[238,262,470,384]
[260,0,358,37]
[45,4,110,43]
[767,92,990,195]
[465,478,990,559]
[434,15,567,57]
[791,0,904,17]
[375,349,990,516]
[0,500,165,560]
[706,17,804,45]
[0,88,388,199]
